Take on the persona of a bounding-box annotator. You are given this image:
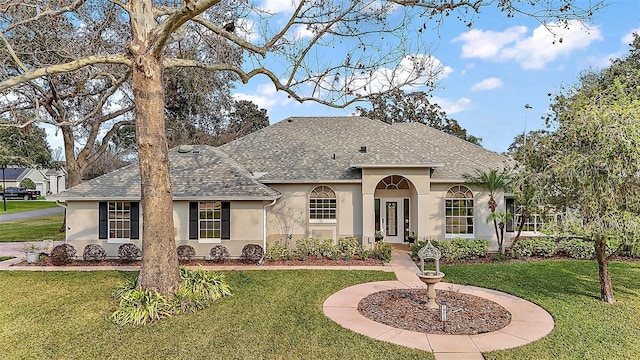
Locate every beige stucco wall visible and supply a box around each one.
[65,200,267,258]
[265,183,363,247]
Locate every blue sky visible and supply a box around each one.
[232,0,640,153]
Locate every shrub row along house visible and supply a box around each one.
[53,116,514,258]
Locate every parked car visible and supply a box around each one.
[0,187,41,200]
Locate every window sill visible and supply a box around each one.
[107,239,131,244]
[198,239,222,244]
[445,234,474,239]
[309,219,337,224]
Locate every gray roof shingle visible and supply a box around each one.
[221,116,511,182]
[54,145,280,200]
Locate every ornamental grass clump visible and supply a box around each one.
[111,267,232,325]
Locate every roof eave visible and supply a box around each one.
[349,163,445,169]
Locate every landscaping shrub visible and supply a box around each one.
[173,267,232,313]
[50,244,77,265]
[557,239,594,259]
[295,238,334,258]
[82,244,106,261]
[512,238,557,258]
[208,245,230,262]
[412,238,489,261]
[336,237,359,260]
[373,241,392,263]
[176,245,196,261]
[118,243,142,261]
[359,247,371,260]
[264,241,291,260]
[240,244,264,263]
[111,267,232,325]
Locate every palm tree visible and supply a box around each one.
[487,210,513,255]
[464,169,513,254]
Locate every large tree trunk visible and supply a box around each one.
[130,5,180,296]
[594,239,615,303]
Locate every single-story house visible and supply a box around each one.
[1,167,67,195]
[53,116,519,258]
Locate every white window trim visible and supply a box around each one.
[107,201,131,243]
[444,185,475,237]
[198,201,222,243]
[309,218,337,224]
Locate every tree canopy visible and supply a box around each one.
[523,33,640,303]
[355,89,482,145]
[0,125,53,168]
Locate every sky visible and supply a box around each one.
[41,1,640,155]
[230,0,640,153]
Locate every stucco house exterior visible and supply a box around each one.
[53,116,513,258]
[1,167,67,195]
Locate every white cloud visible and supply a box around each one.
[431,96,472,114]
[470,77,503,91]
[233,82,294,111]
[622,28,640,45]
[345,54,453,96]
[260,0,298,14]
[453,20,603,69]
[454,26,527,59]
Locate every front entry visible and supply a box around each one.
[377,197,409,243]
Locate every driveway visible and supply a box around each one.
[0,206,65,223]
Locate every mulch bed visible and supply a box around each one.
[358,289,511,335]
[15,256,385,267]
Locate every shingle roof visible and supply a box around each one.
[1,167,28,181]
[221,116,511,182]
[53,145,280,200]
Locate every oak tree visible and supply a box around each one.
[0,0,601,296]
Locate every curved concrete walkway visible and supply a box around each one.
[323,251,555,360]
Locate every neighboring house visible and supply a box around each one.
[1,167,67,195]
[53,116,513,258]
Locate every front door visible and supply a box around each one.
[382,198,403,243]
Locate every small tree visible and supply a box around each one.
[464,169,512,254]
[19,178,36,190]
[530,35,640,303]
[487,210,513,256]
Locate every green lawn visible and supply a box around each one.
[0,262,638,359]
[442,260,640,360]
[0,270,428,360]
[0,214,65,242]
[0,200,59,214]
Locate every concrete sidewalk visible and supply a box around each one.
[323,249,555,360]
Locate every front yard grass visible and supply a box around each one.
[0,261,638,359]
[0,200,59,214]
[0,270,428,360]
[0,214,65,242]
[442,260,640,360]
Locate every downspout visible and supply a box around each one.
[262,199,277,264]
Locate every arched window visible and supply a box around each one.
[309,185,336,221]
[445,185,474,236]
[376,175,410,190]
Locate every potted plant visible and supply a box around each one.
[23,243,42,264]
[407,232,417,244]
[374,230,384,242]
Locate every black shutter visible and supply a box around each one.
[98,202,108,239]
[130,202,140,239]
[221,201,230,240]
[505,198,515,232]
[189,202,198,239]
